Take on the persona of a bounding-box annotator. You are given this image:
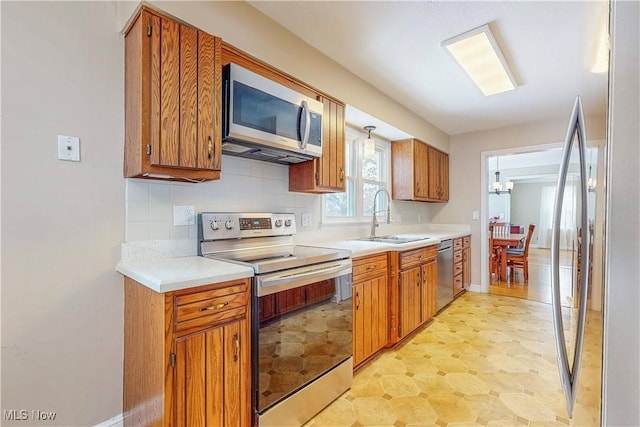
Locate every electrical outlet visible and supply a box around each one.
[173,205,195,226]
[301,213,311,227]
[57,135,80,162]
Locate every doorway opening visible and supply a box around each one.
[480,143,604,309]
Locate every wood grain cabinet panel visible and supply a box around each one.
[453,235,471,298]
[289,97,346,193]
[352,254,389,367]
[462,236,471,291]
[124,7,222,182]
[391,138,449,202]
[123,277,251,427]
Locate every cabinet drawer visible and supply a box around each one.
[353,254,388,282]
[174,282,248,332]
[454,274,464,295]
[400,245,437,269]
[463,236,471,248]
[454,250,463,264]
[454,262,463,276]
[453,238,463,251]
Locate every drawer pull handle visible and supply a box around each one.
[200,301,229,312]
[366,266,377,270]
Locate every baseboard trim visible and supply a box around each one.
[95,414,123,427]
[466,284,483,293]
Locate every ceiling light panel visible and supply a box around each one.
[442,24,517,96]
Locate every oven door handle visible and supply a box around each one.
[256,261,352,296]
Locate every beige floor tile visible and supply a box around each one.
[499,393,557,422]
[388,395,438,424]
[427,393,477,423]
[351,397,397,425]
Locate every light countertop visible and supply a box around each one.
[116,256,254,293]
[309,230,471,258]
[117,227,471,292]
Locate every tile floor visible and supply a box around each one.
[304,292,601,427]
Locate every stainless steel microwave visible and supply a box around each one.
[222,63,323,165]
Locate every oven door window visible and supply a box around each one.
[256,278,352,413]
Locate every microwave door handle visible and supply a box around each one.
[299,100,311,149]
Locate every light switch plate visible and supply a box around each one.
[173,206,195,226]
[57,135,80,161]
[472,210,480,220]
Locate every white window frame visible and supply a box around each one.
[322,125,391,224]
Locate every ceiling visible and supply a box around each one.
[248,1,609,137]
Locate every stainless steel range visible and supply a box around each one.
[198,212,353,427]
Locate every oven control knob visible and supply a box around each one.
[224,220,234,230]
[284,219,292,227]
[274,219,283,228]
[209,220,219,231]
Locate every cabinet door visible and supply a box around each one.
[414,141,430,199]
[173,319,249,427]
[421,260,438,321]
[353,282,365,366]
[150,14,221,171]
[462,246,471,288]
[317,97,345,191]
[353,275,389,367]
[399,267,421,338]
[370,275,389,354]
[427,147,449,201]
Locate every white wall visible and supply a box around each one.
[510,182,544,245]
[1,2,125,425]
[602,1,640,424]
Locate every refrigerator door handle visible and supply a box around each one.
[551,96,591,418]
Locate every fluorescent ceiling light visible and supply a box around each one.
[442,24,517,96]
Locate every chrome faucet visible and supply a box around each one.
[370,189,391,238]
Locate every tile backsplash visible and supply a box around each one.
[125,155,433,243]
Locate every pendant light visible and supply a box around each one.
[363,126,376,159]
[491,157,513,194]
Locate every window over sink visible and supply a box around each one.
[322,126,390,223]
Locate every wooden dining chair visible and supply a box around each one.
[488,224,502,277]
[506,224,536,280]
[494,222,509,236]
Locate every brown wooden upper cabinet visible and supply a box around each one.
[124,7,222,182]
[391,138,449,202]
[289,96,346,193]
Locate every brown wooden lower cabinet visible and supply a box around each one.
[352,254,389,367]
[454,235,471,298]
[390,245,438,344]
[123,277,251,427]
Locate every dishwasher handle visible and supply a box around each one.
[438,239,453,252]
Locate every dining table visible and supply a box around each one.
[492,233,526,280]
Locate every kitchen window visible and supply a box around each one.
[323,126,390,223]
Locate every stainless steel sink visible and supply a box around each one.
[353,235,432,244]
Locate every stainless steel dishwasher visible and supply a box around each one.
[437,239,454,311]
